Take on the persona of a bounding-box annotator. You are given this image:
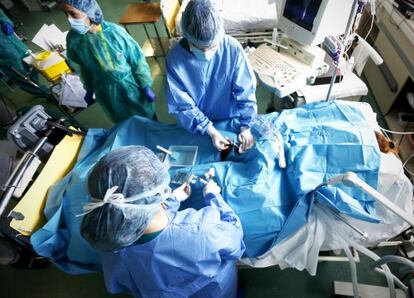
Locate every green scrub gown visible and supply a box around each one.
[66,21,155,123]
[0,9,48,96]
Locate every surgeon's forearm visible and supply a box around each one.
[133,61,153,89]
[68,55,94,91]
[174,108,211,135]
[204,193,239,224]
[67,51,94,92]
[79,68,94,92]
[163,196,181,212]
[233,53,257,128]
[204,192,230,209]
[124,31,153,89]
[237,101,257,128]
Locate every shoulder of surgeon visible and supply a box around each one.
[166,34,243,65]
[100,21,128,35]
[172,200,234,227]
[66,21,127,45]
[225,34,244,50]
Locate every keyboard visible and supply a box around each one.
[248,44,302,98]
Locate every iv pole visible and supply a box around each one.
[325,0,360,101]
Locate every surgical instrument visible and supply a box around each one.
[156,145,178,160]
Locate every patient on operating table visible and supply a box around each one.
[79,146,245,298]
[32,100,411,276]
[375,131,399,157]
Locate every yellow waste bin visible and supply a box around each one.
[33,51,71,82]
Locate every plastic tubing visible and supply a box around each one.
[351,241,396,298]
[371,255,414,271]
[373,268,408,293]
[338,237,360,298]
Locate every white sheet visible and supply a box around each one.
[242,152,413,274]
[176,0,280,34]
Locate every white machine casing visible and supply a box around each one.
[280,35,327,69]
[277,0,354,46]
[248,44,329,98]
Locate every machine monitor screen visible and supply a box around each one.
[283,0,323,32]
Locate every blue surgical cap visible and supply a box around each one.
[80,146,170,252]
[62,0,103,23]
[181,0,224,48]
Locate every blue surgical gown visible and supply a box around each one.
[101,193,245,298]
[66,21,155,123]
[166,36,257,135]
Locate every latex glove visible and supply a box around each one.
[143,86,156,103]
[172,183,191,202]
[84,90,94,105]
[238,127,254,154]
[207,125,230,151]
[0,21,14,36]
[203,180,221,197]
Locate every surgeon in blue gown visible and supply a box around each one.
[166,0,257,153]
[80,146,245,298]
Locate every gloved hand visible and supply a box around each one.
[207,125,230,151]
[172,182,191,202]
[143,86,156,103]
[1,21,14,36]
[203,180,221,197]
[238,126,254,154]
[84,90,94,105]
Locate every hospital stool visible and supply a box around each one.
[119,2,170,59]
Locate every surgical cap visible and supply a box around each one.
[181,0,224,48]
[80,146,170,252]
[61,0,103,23]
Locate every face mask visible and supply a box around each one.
[190,45,218,61]
[68,16,91,35]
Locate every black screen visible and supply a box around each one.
[283,0,323,31]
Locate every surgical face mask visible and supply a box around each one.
[190,45,218,61]
[68,16,91,35]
